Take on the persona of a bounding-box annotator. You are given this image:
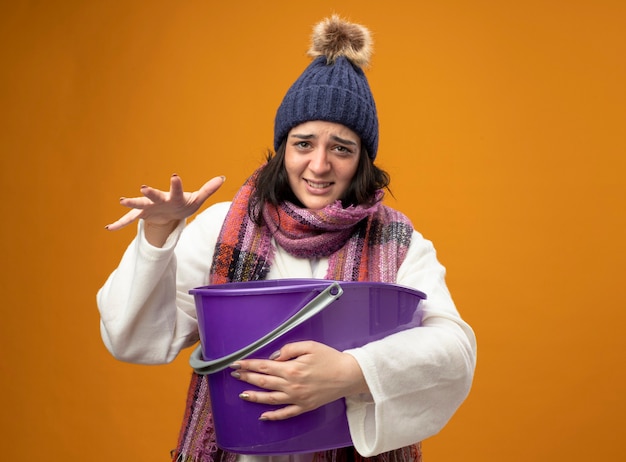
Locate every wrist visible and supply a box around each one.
[143,219,180,248]
[343,353,370,396]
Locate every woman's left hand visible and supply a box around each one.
[229,341,369,420]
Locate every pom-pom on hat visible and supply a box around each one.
[274,15,379,159]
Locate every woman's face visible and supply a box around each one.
[284,120,361,210]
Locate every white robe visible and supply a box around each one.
[97,201,477,458]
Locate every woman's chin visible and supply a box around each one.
[299,197,335,210]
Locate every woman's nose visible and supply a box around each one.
[308,147,331,174]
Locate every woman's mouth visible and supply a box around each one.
[305,179,333,190]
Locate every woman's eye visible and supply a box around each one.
[334,145,353,155]
[296,141,310,149]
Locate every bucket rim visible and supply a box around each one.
[189,279,426,300]
[189,279,332,296]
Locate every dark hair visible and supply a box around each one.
[248,140,391,225]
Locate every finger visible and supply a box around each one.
[231,362,286,387]
[105,208,143,231]
[140,184,168,204]
[195,176,226,203]
[119,196,154,209]
[169,174,184,199]
[238,389,289,406]
[232,357,281,376]
[259,404,305,421]
[269,341,317,361]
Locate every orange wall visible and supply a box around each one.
[1,1,624,460]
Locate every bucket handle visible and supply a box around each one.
[189,281,343,375]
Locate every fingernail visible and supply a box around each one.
[220,175,226,181]
[172,173,178,177]
[231,371,241,379]
[104,225,109,230]
[239,392,250,400]
[269,350,281,360]
[229,363,241,370]
[259,415,269,421]
[140,185,147,189]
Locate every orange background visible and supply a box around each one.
[1,1,624,460]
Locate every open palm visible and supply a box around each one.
[105,174,225,231]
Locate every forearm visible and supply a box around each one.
[97,203,231,364]
[343,230,477,456]
[345,314,475,455]
[97,219,198,363]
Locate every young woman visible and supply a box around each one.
[98,15,476,462]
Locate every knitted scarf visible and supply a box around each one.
[172,168,422,462]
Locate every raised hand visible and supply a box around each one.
[105,174,225,244]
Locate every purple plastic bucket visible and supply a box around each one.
[189,279,426,455]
